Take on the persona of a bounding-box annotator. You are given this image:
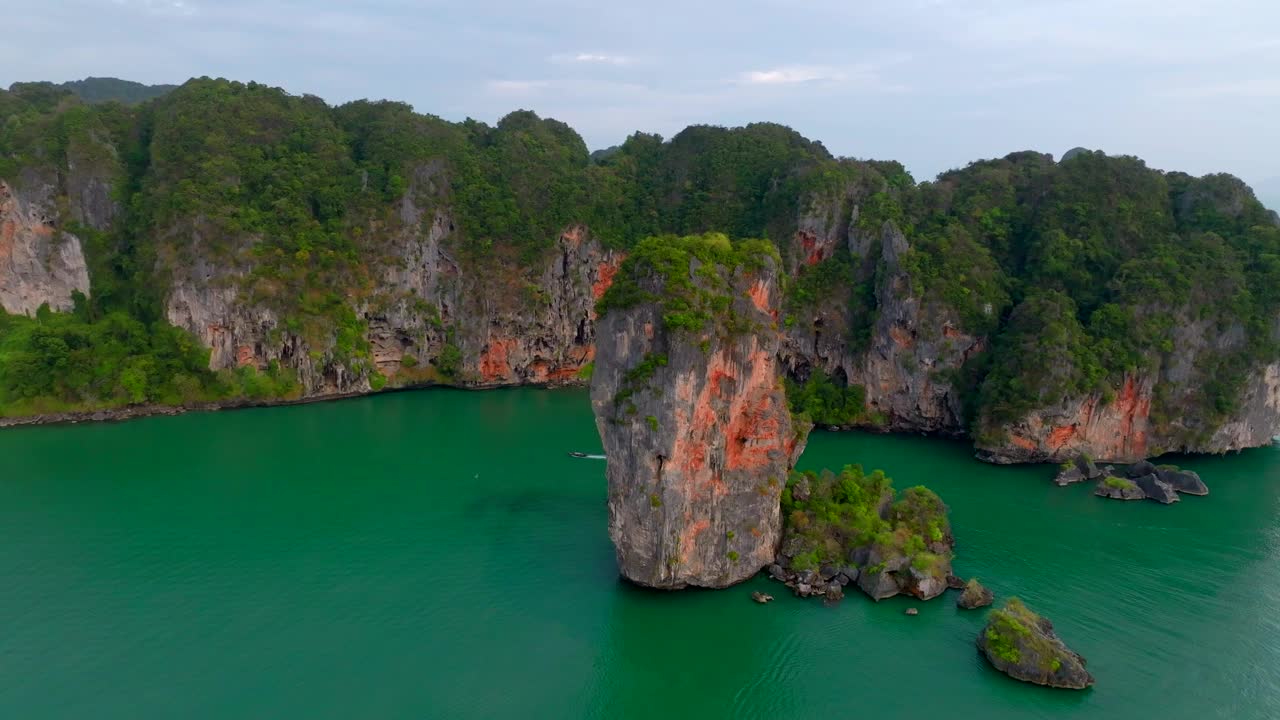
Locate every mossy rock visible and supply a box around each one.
[977,598,1094,690]
[1095,475,1144,501]
[957,578,994,609]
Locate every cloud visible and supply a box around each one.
[739,65,841,85]
[560,52,631,65]
[486,80,548,96]
[111,0,196,16]
[1151,78,1280,100]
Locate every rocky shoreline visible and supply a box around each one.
[0,377,588,430]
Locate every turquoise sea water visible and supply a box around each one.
[1,387,1277,718]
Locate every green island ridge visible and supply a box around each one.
[1,76,1278,466]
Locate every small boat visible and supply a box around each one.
[567,451,589,458]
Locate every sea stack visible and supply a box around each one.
[590,234,809,589]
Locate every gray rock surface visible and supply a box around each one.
[0,178,91,316]
[957,579,994,609]
[589,245,807,589]
[1094,476,1145,501]
[978,598,1094,690]
[856,567,901,601]
[1155,466,1209,496]
[1131,474,1180,504]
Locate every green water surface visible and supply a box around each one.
[1,388,1277,718]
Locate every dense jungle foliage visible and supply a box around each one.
[1,77,1277,429]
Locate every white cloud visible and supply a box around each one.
[1152,78,1280,100]
[486,80,548,96]
[566,52,631,65]
[111,0,196,16]
[735,61,910,94]
[739,65,841,85]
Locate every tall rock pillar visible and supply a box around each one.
[590,235,809,589]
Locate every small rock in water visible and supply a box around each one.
[1125,460,1157,478]
[946,574,966,590]
[1155,465,1209,496]
[1052,466,1085,487]
[977,598,1094,690]
[1132,473,1180,504]
[904,607,919,616]
[751,591,773,604]
[1053,455,1101,486]
[957,579,995,610]
[824,582,844,602]
[1094,475,1145,501]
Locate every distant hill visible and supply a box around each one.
[56,77,177,105]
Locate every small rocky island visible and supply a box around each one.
[978,598,1094,690]
[766,465,954,602]
[1055,455,1209,504]
[957,579,994,609]
[590,233,809,589]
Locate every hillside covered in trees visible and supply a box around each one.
[1,77,1277,460]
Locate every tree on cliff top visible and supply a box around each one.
[597,233,779,334]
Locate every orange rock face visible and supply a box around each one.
[478,337,519,383]
[992,375,1154,463]
[592,258,621,302]
[590,248,808,589]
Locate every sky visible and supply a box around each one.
[4,0,1280,196]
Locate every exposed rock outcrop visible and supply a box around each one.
[1092,460,1209,503]
[957,579,994,609]
[589,236,806,589]
[1154,465,1209,496]
[162,162,622,398]
[1093,476,1145,500]
[0,177,91,316]
[1053,455,1103,486]
[979,319,1280,465]
[980,374,1155,465]
[1130,474,1180,504]
[978,598,1094,690]
[780,219,982,436]
[853,222,985,434]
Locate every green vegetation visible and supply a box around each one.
[2,77,1277,430]
[1104,476,1137,491]
[612,352,668,410]
[0,303,298,416]
[785,369,868,427]
[56,77,177,105]
[780,465,951,577]
[984,598,1072,673]
[597,232,779,334]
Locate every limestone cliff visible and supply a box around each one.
[162,162,622,397]
[4,81,1278,464]
[781,206,985,436]
[590,236,807,589]
[978,314,1280,464]
[0,176,91,316]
